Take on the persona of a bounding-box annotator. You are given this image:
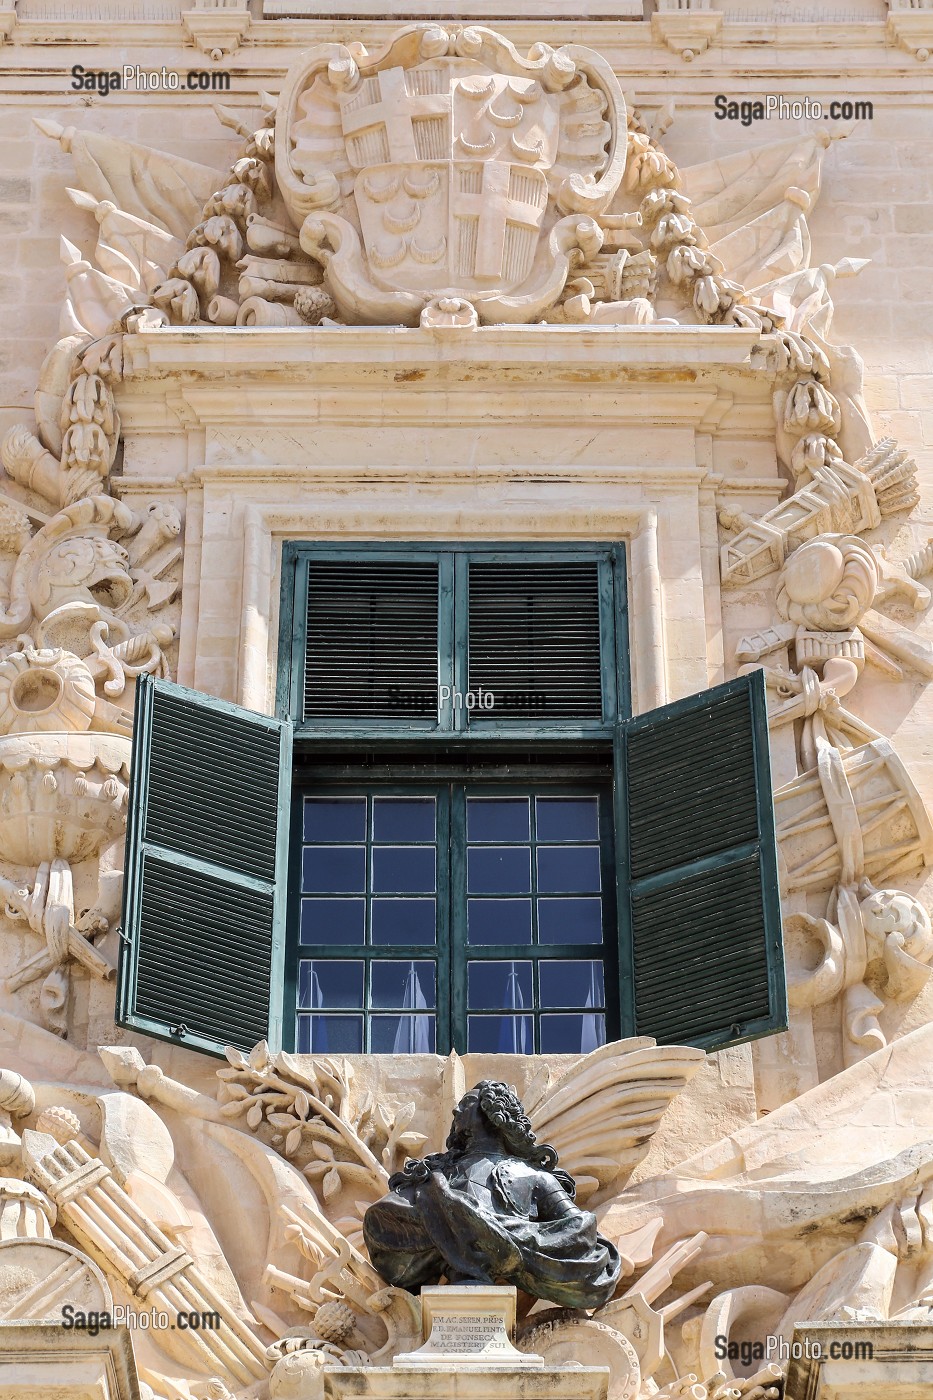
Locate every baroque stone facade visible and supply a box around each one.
[1,4,933,1399]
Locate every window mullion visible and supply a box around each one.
[448,782,467,1052]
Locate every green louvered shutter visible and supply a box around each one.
[118,675,292,1058]
[615,670,786,1050]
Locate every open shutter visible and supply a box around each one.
[615,669,785,1050]
[118,675,292,1057]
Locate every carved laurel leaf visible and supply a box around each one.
[312,1140,334,1162]
[249,1040,271,1071]
[246,1101,264,1130]
[268,1112,300,1130]
[397,1131,428,1154]
[322,1166,342,1200]
[285,1126,304,1157]
[294,1089,311,1120]
[225,1046,249,1069]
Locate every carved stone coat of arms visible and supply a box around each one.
[275,26,627,325]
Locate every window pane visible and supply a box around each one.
[466,798,530,843]
[467,847,531,894]
[300,899,365,946]
[302,846,366,894]
[468,960,532,1010]
[540,960,605,1009]
[535,797,599,843]
[467,1015,533,1054]
[297,1014,363,1053]
[372,899,436,946]
[372,1014,436,1053]
[538,897,603,945]
[298,960,364,1009]
[540,1013,606,1054]
[536,846,601,893]
[372,847,436,893]
[371,961,437,1009]
[304,798,366,843]
[468,899,532,946]
[372,797,436,843]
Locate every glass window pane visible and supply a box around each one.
[371,1014,436,1053]
[371,961,437,1009]
[468,960,533,1010]
[540,1013,606,1054]
[372,797,436,843]
[467,847,531,894]
[536,846,601,893]
[467,899,532,946]
[538,898,604,945]
[300,899,365,946]
[372,847,436,893]
[372,899,436,946]
[298,960,364,1009]
[535,797,599,843]
[540,960,605,1009]
[466,798,530,843]
[304,798,366,843]
[467,1015,533,1054]
[302,846,365,894]
[297,1014,363,1054]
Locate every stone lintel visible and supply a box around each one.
[0,1322,139,1400]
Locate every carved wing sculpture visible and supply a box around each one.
[526,1037,706,1206]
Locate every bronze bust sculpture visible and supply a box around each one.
[362,1079,621,1310]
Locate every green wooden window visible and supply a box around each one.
[291,780,616,1055]
[278,543,628,736]
[119,564,785,1058]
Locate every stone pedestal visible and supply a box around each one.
[394,1287,541,1370]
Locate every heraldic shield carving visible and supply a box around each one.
[275,25,627,325]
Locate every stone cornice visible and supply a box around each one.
[114,324,774,434]
[0,16,925,80]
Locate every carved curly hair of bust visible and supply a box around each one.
[389,1079,575,1197]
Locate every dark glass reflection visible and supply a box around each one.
[536,846,601,893]
[304,798,366,843]
[302,846,366,894]
[372,797,436,843]
[371,1014,436,1053]
[538,898,604,945]
[371,899,436,946]
[467,847,531,894]
[371,960,437,1009]
[467,960,533,1010]
[467,899,532,945]
[466,798,531,843]
[297,1014,363,1053]
[372,847,436,893]
[467,1014,533,1054]
[540,1013,606,1054]
[300,899,365,946]
[298,959,364,1009]
[535,797,599,843]
[539,960,605,1009]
